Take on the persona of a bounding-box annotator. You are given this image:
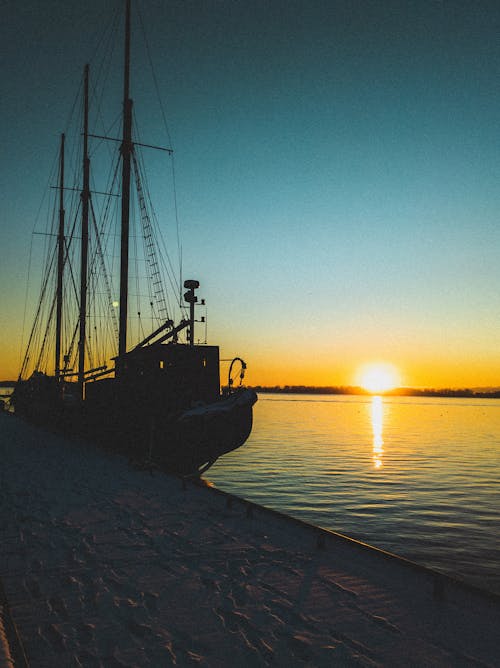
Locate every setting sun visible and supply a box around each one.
[357,362,401,394]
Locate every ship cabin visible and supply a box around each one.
[85,342,221,416]
[121,343,221,406]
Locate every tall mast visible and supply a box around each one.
[118,0,133,367]
[78,64,90,397]
[55,133,65,379]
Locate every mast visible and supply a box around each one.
[55,133,65,379]
[78,64,90,397]
[118,0,133,368]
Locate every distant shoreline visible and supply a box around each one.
[250,385,500,399]
[2,380,500,399]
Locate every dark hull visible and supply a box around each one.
[88,387,257,476]
[12,380,257,476]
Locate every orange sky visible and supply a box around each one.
[2,285,500,388]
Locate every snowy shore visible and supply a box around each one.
[1,411,499,667]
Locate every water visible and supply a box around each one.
[206,393,500,594]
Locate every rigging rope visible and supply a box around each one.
[89,198,119,345]
[20,244,58,379]
[19,1,194,381]
[136,1,183,307]
[131,151,171,325]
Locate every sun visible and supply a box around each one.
[357,362,400,394]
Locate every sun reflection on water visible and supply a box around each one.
[371,396,384,468]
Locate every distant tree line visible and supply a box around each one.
[250,385,500,399]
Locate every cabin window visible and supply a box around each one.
[202,358,207,368]
[159,360,164,369]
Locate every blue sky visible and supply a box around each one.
[2,0,500,387]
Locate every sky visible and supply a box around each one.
[1,0,500,388]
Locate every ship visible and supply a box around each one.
[12,0,257,476]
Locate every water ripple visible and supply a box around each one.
[207,394,500,594]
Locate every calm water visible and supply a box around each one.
[206,394,500,594]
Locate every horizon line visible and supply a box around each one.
[248,385,500,397]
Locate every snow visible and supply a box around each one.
[0,411,499,667]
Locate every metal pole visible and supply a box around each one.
[55,133,65,378]
[78,64,90,398]
[118,0,133,370]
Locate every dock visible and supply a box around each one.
[1,411,499,666]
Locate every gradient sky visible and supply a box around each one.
[1,0,500,388]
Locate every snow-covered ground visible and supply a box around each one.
[1,411,499,666]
